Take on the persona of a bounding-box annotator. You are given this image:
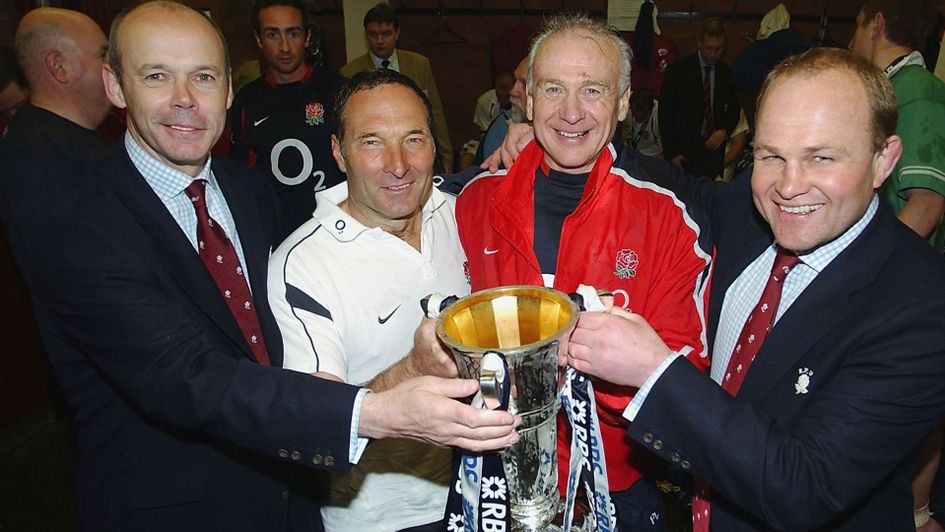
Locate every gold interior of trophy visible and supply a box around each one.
[438,286,576,350]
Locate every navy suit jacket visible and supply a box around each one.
[659,52,740,179]
[19,146,360,531]
[628,174,945,531]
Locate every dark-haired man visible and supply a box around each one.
[341,2,453,172]
[660,17,740,179]
[230,0,346,241]
[270,68,466,532]
[849,0,945,251]
[10,2,519,529]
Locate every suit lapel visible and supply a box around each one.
[397,50,415,81]
[100,148,254,361]
[738,206,896,401]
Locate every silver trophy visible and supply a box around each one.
[436,286,578,531]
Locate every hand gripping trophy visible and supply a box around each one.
[432,286,616,532]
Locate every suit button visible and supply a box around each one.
[670,452,681,463]
[278,448,288,458]
[643,433,654,444]
[290,450,301,461]
[281,489,290,500]
[681,460,691,470]
[312,454,323,465]
[653,439,663,450]
[324,455,335,467]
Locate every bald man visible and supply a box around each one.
[0,7,113,262]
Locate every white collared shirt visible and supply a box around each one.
[370,50,400,72]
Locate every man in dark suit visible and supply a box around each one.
[565,47,945,531]
[2,3,519,530]
[659,17,740,179]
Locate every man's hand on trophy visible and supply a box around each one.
[359,376,522,451]
[565,310,671,388]
[407,318,459,379]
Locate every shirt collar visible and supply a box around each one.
[313,180,444,243]
[370,50,399,70]
[698,52,711,71]
[788,195,879,273]
[884,50,926,78]
[124,131,215,201]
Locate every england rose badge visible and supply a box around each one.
[614,248,639,279]
[305,102,325,126]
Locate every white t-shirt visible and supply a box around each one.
[269,182,470,531]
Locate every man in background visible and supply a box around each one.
[341,2,453,172]
[474,58,528,166]
[473,70,514,133]
[0,7,113,261]
[622,88,662,159]
[230,0,346,241]
[660,17,740,179]
[849,0,945,250]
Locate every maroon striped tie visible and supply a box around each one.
[185,179,271,366]
[692,248,800,531]
[703,65,714,137]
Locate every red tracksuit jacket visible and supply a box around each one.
[454,140,712,493]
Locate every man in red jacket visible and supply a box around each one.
[453,13,712,531]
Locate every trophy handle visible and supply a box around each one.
[420,293,460,319]
[473,351,510,411]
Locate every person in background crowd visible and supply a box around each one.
[0,7,113,260]
[341,2,453,172]
[230,0,346,242]
[622,88,662,159]
[473,71,514,134]
[660,17,740,179]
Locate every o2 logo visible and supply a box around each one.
[270,138,326,191]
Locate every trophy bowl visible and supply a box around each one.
[436,286,579,531]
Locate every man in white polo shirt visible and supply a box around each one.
[268,68,468,531]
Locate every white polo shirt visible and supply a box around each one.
[269,182,470,531]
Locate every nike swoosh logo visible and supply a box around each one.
[377,304,401,324]
[483,248,498,255]
[253,116,270,127]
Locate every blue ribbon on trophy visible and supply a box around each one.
[561,367,617,532]
[430,285,616,532]
[444,352,512,532]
